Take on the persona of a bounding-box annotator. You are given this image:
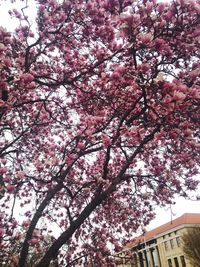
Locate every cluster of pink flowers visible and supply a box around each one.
[0,0,199,266]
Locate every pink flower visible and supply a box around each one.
[157,2,166,13]
[3,175,11,183]
[0,100,6,108]
[0,82,7,90]
[189,69,200,79]
[154,38,165,51]
[0,43,5,53]
[189,88,200,99]
[29,238,38,246]
[85,129,94,136]
[120,13,133,24]
[111,72,120,80]
[19,73,34,83]
[0,228,5,237]
[173,91,186,103]
[15,231,22,240]
[0,167,7,175]
[102,134,111,146]
[6,185,15,192]
[138,63,151,73]
[3,58,12,67]
[138,33,153,45]
[16,171,25,180]
[114,66,125,75]
[22,220,30,228]
[146,1,153,12]
[111,66,125,80]
[39,4,45,12]
[77,142,85,150]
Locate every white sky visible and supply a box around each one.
[148,196,200,230]
[0,0,37,30]
[0,0,199,233]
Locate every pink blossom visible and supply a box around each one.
[85,129,94,136]
[138,63,151,73]
[0,100,6,108]
[29,238,38,246]
[3,58,12,67]
[146,2,153,13]
[189,88,200,99]
[120,13,133,25]
[15,231,22,240]
[22,220,30,228]
[16,171,25,180]
[0,82,7,90]
[157,2,166,13]
[138,33,153,45]
[165,10,173,21]
[6,185,15,192]
[19,73,34,83]
[39,5,46,12]
[102,134,111,146]
[0,228,5,237]
[173,91,186,103]
[0,167,7,175]
[114,66,125,75]
[189,69,200,79]
[154,38,165,51]
[77,142,85,150]
[0,43,5,52]
[3,175,11,182]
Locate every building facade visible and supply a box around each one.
[114,213,200,267]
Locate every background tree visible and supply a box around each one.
[182,227,200,267]
[0,232,59,267]
[0,0,200,266]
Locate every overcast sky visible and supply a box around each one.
[148,196,200,231]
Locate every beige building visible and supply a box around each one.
[114,213,200,267]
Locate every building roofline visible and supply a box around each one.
[124,213,200,249]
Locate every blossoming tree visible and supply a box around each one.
[0,0,199,266]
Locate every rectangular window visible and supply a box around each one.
[164,241,169,251]
[176,236,181,247]
[168,259,173,267]
[174,257,179,267]
[180,256,186,267]
[170,239,174,249]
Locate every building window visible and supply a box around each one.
[176,236,181,247]
[180,256,186,267]
[164,241,169,251]
[168,259,173,267]
[174,257,179,267]
[170,239,174,249]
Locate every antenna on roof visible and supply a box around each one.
[164,204,176,224]
[170,204,177,224]
[170,204,173,224]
